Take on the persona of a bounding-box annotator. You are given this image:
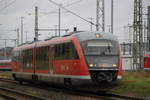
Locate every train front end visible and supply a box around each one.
[79,32,120,88]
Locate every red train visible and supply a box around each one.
[144,54,150,71]
[11,31,122,90]
[0,60,12,71]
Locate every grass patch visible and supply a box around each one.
[115,72,150,97]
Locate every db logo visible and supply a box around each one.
[61,65,69,71]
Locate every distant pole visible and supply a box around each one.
[14,39,17,47]
[35,6,38,41]
[96,0,105,31]
[128,24,133,43]
[65,29,69,33]
[17,28,19,45]
[107,25,111,32]
[147,6,150,51]
[133,0,143,70]
[21,16,23,44]
[54,25,57,36]
[102,0,105,31]
[4,39,6,59]
[89,17,94,31]
[111,0,114,33]
[58,7,61,36]
[25,31,28,42]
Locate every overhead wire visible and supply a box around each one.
[0,0,12,10]
[65,0,83,7]
[23,0,95,39]
[0,0,5,3]
[47,0,96,26]
[0,0,16,12]
[40,0,83,15]
[23,0,85,28]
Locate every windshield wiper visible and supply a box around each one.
[99,44,111,55]
[108,44,111,52]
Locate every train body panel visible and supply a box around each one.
[11,31,122,90]
[144,54,150,71]
[0,60,12,71]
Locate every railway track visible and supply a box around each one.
[0,78,146,100]
[0,86,47,100]
[0,93,16,100]
[62,89,145,100]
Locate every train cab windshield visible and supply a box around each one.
[81,39,120,68]
[82,40,119,56]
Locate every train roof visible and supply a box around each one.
[13,31,118,51]
[0,60,11,63]
[71,31,118,42]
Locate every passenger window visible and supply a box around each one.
[21,49,33,69]
[54,42,79,60]
[36,46,49,70]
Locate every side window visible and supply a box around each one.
[36,46,49,62]
[12,51,20,62]
[36,46,49,70]
[70,43,79,59]
[54,42,79,60]
[12,51,16,62]
[21,49,33,69]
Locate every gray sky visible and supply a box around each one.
[0,0,150,48]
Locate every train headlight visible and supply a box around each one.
[89,64,96,67]
[95,33,102,38]
[113,64,117,67]
[89,64,94,67]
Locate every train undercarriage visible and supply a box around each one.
[12,70,118,92]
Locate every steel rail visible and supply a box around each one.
[0,94,16,100]
[0,86,46,100]
[0,78,146,100]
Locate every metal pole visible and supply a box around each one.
[35,6,38,41]
[21,16,23,44]
[107,25,111,32]
[148,6,150,51]
[89,17,94,31]
[96,0,105,31]
[58,7,61,36]
[102,0,105,31]
[90,22,93,31]
[17,28,19,45]
[54,25,57,36]
[144,21,146,54]
[96,0,99,31]
[14,39,17,47]
[111,0,114,33]
[4,39,6,59]
[133,0,143,70]
[25,31,28,42]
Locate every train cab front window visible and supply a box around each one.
[82,40,119,56]
[81,39,119,68]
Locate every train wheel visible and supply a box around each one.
[12,73,16,80]
[18,80,23,84]
[32,75,38,84]
[64,78,73,90]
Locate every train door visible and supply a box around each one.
[49,45,54,74]
[18,49,34,80]
[33,46,36,80]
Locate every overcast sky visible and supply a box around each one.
[0,0,150,48]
